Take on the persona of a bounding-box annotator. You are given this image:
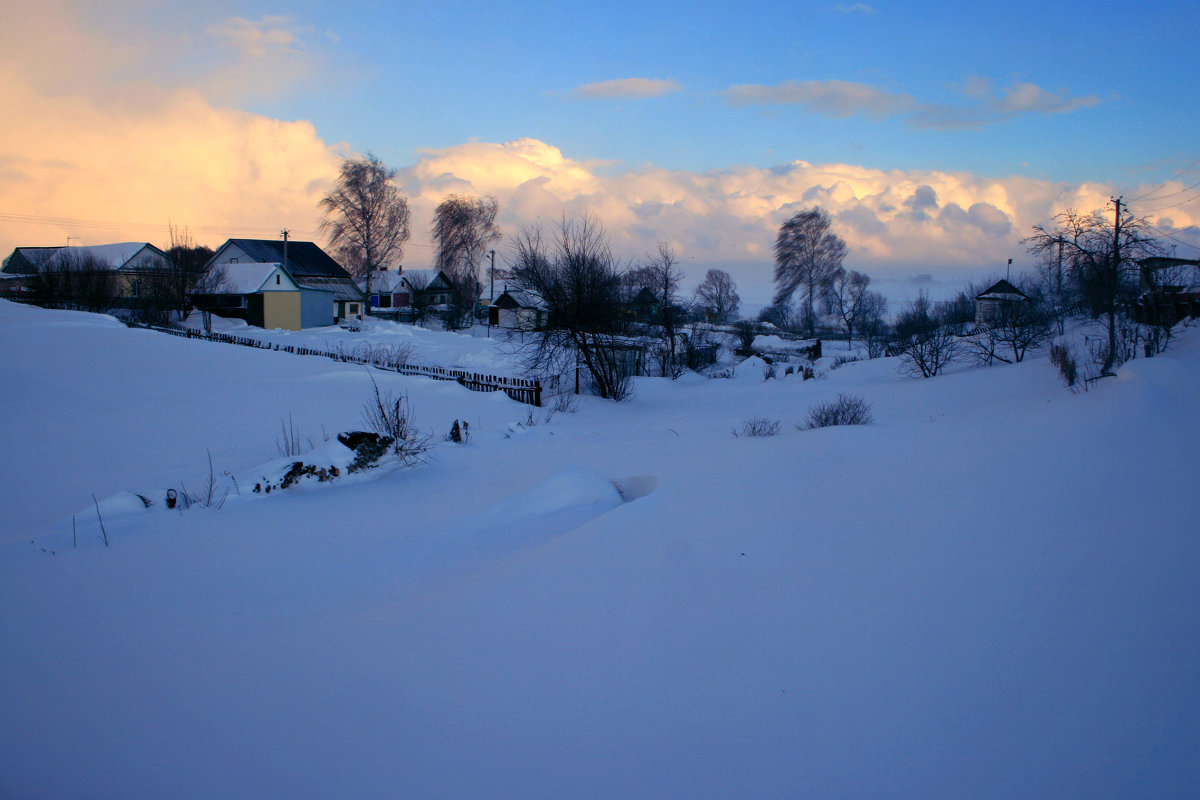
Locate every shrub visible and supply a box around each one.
[362,373,429,464]
[733,416,781,438]
[830,352,861,370]
[801,394,873,429]
[1049,342,1078,388]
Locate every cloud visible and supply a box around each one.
[726,74,1102,129]
[911,78,1103,129]
[903,185,939,221]
[992,82,1101,115]
[725,80,914,119]
[0,69,343,256]
[567,78,681,101]
[207,15,306,59]
[199,15,334,103]
[395,139,1132,283]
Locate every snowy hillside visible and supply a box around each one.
[1,299,1198,799]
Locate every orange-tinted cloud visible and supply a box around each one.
[0,69,342,254]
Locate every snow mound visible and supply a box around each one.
[611,474,658,501]
[731,355,772,382]
[464,466,625,544]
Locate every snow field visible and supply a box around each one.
[1,300,1198,799]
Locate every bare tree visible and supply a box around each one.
[968,294,1049,365]
[433,194,501,327]
[860,292,890,358]
[130,225,217,325]
[30,249,118,313]
[1025,204,1161,374]
[1035,244,1073,335]
[644,242,686,377]
[829,267,873,347]
[895,291,960,378]
[507,214,634,400]
[163,225,215,320]
[403,272,432,326]
[774,207,846,337]
[319,153,412,316]
[757,302,797,332]
[694,268,740,322]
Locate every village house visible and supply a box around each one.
[974,279,1030,326]
[356,268,456,324]
[398,269,454,306]
[1138,256,1200,323]
[206,239,363,323]
[2,242,172,301]
[190,263,336,331]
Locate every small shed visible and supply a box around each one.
[975,279,1029,326]
[490,288,547,330]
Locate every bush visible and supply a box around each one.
[801,394,873,429]
[733,416,781,438]
[362,373,429,464]
[447,419,470,443]
[830,352,861,370]
[1049,342,1078,388]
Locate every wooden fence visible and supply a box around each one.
[130,323,543,407]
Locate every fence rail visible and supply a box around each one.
[130,322,542,406]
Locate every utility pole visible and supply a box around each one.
[1103,196,1125,374]
[487,249,496,302]
[486,249,496,338]
[1112,196,1123,263]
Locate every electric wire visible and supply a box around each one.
[1144,223,1200,255]
[1127,156,1200,202]
[0,210,437,250]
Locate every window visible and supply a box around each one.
[276,274,281,285]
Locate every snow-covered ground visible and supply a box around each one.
[1,299,1198,799]
[182,311,528,374]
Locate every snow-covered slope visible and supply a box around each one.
[1,300,1197,799]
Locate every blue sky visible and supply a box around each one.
[234,0,1196,184]
[2,0,1198,304]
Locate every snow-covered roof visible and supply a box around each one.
[208,263,288,294]
[358,270,407,294]
[402,269,447,289]
[10,242,162,271]
[495,288,547,309]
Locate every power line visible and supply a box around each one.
[1140,185,1200,215]
[1127,156,1200,202]
[0,211,296,236]
[1139,178,1200,203]
[1144,222,1200,254]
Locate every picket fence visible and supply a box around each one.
[132,323,543,407]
